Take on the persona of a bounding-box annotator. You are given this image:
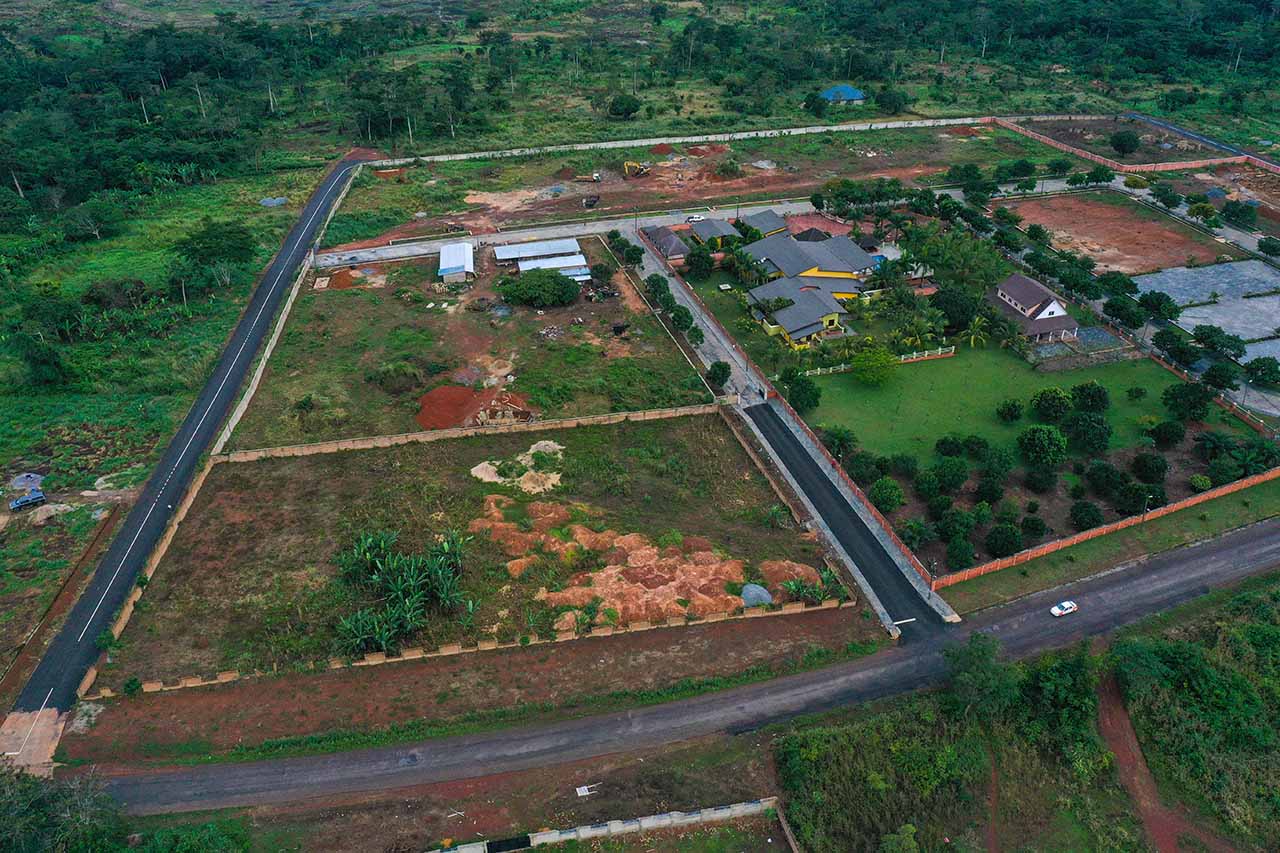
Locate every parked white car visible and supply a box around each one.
[1050,600,1079,617]
[685,214,706,223]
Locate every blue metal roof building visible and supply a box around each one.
[820,84,866,104]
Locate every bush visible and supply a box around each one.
[499,269,580,307]
[1131,452,1169,484]
[982,447,1016,479]
[868,477,906,514]
[1069,483,1087,499]
[1024,466,1058,494]
[1115,481,1166,515]
[937,508,977,542]
[946,535,975,570]
[1025,499,1040,514]
[1069,500,1104,530]
[931,456,970,493]
[1063,411,1112,454]
[994,500,1020,526]
[897,518,937,550]
[1147,420,1186,450]
[1127,386,1148,400]
[974,475,1005,504]
[887,454,919,478]
[1084,459,1127,497]
[123,677,142,697]
[914,470,941,501]
[1207,456,1244,487]
[845,450,884,486]
[1188,474,1212,492]
[963,435,990,460]
[926,494,954,520]
[996,398,1024,422]
[1018,425,1068,468]
[935,434,965,457]
[971,500,992,526]
[985,523,1024,557]
[1021,515,1049,538]
[1071,380,1110,413]
[1030,387,1072,422]
[706,361,731,388]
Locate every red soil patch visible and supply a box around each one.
[687,146,710,157]
[325,264,386,290]
[1096,675,1235,853]
[415,387,535,431]
[554,166,575,180]
[998,195,1239,274]
[650,142,675,155]
[372,167,406,180]
[345,146,388,161]
[468,495,821,623]
[947,125,982,137]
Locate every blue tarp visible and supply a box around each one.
[820,84,865,102]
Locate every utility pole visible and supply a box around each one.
[11,170,25,199]
[140,96,150,124]
[195,81,207,119]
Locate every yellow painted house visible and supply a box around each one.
[748,279,848,350]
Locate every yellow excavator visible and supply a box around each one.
[623,161,651,179]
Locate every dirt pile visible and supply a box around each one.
[470,440,564,495]
[328,265,388,290]
[650,142,675,155]
[468,495,822,623]
[415,386,536,431]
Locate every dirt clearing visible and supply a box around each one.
[1016,117,1222,164]
[998,192,1243,274]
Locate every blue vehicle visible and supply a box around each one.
[8,489,47,512]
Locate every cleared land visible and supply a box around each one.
[1016,116,1224,164]
[230,238,706,450]
[1134,261,1280,362]
[98,415,835,691]
[1165,163,1280,237]
[323,126,1084,247]
[998,192,1244,274]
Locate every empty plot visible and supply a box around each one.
[1134,260,1280,305]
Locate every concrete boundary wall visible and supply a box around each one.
[935,457,1280,590]
[221,400,733,463]
[80,598,855,701]
[425,797,781,852]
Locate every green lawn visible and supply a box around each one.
[942,476,1280,614]
[808,347,1245,462]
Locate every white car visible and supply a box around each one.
[685,214,706,223]
[1050,600,1079,617]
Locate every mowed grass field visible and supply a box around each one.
[99,415,823,690]
[808,349,1244,462]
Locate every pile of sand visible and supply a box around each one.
[469,440,564,495]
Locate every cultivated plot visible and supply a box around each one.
[230,238,706,450]
[998,192,1244,274]
[98,415,841,691]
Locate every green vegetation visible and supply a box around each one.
[777,636,1143,850]
[1115,575,1280,847]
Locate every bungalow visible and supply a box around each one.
[738,209,788,237]
[747,279,848,350]
[819,84,866,105]
[640,225,690,262]
[986,274,1079,342]
[688,217,740,248]
[743,232,876,296]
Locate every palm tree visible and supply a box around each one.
[899,317,935,349]
[960,315,990,348]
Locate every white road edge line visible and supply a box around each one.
[72,164,356,647]
[3,688,54,756]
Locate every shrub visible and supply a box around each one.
[887,454,919,478]
[897,518,937,550]
[1207,456,1244,487]
[1131,452,1169,484]
[868,477,906,514]
[1025,499,1039,514]
[1188,474,1212,492]
[366,359,425,395]
[927,494,954,520]
[1070,500,1104,530]
[1069,483,1087,499]
[982,447,1016,480]
[1070,380,1110,413]
[996,398,1024,422]
[937,508,977,542]
[1084,459,1127,497]
[1063,411,1112,454]
[985,523,1024,557]
[1162,382,1216,422]
[935,434,965,457]
[1147,420,1186,450]
[123,677,142,697]
[845,450,884,486]
[994,500,1020,526]
[1018,425,1068,468]
[963,435,990,460]
[1021,515,1049,538]
[971,501,992,526]
[706,361,731,388]
[931,456,970,493]
[974,475,1005,504]
[914,470,941,501]
[499,269,580,307]
[1030,387,1073,422]
[1114,481,1166,515]
[946,535,975,570]
[1024,466,1058,494]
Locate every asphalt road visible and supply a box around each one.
[743,403,944,640]
[12,156,365,716]
[106,516,1280,815]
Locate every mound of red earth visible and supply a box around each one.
[946,125,982,136]
[468,495,824,624]
[650,142,675,155]
[415,386,535,430]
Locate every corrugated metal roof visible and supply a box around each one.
[690,218,740,241]
[494,238,581,262]
[517,253,589,272]
[438,241,474,276]
[820,84,866,102]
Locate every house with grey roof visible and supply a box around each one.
[747,278,848,349]
[987,273,1079,341]
[743,232,876,287]
[640,225,690,261]
[738,209,788,237]
[688,218,740,247]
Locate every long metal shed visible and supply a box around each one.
[494,238,581,263]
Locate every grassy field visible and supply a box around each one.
[230,241,706,450]
[100,415,829,689]
[1113,573,1280,847]
[943,477,1280,614]
[809,348,1239,461]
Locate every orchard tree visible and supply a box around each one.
[868,477,906,514]
[1030,387,1072,422]
[1018,424,1068,467]
[1071,380,1110,412]
[1162,382,1216,421]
